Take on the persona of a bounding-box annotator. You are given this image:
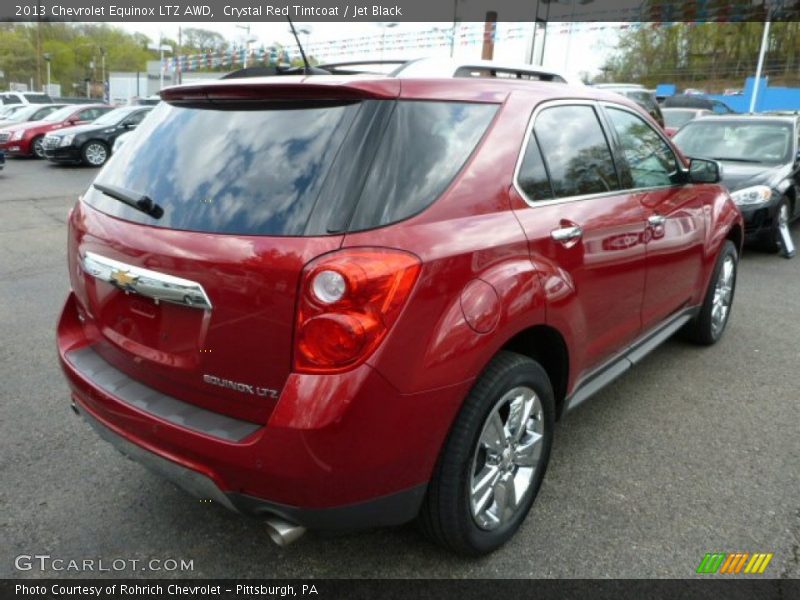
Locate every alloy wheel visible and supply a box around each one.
[469,386,544,531]
[33,138,44,158]
[711,255,735,337]
[85,143,107,166]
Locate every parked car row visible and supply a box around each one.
[0,102,152,166]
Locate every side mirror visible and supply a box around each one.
[123,122,136,130]
[688,158,722,184]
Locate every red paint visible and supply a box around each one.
[57,78,743,515]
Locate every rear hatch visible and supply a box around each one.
[68,78,498,425]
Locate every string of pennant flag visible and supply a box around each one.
[161,22,675,73]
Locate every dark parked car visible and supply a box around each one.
[594,84,665,128]
[662,107,712,137]
[662,94,736,114]
[43,106,153,166]
[673,115,799,254]
[0,149,4,171]
[58,73,742,555]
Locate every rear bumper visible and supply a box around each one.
[74,401,426,529]
[58,292,469,529]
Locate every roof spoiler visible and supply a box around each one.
[160,80,401,105]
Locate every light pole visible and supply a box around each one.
[149,42,173,91]
[236,24,255,67]
[377,22,398,61]
[298,27,312,56]
[750,18,771,113]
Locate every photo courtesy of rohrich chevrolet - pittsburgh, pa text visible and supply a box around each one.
[1,0,799,598]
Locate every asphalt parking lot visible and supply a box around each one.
[1,158,798,579]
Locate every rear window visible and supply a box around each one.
[86,99,497,236]
[24,93,52,104]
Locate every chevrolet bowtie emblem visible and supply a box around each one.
[110,269,138,289]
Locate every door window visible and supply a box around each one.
[532,105,620,199]
[606,107,679,188]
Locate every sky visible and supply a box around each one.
[120,21,621,79]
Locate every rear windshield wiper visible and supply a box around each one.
[93,183,163,219]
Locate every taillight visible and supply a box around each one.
[294,248,421,374]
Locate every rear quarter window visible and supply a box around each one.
[348,101,497,230]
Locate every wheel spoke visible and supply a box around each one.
[471,466,499,514]
[508,391,535,442]
[481,412,507,452]
[514,432,543,466]
[493,473,518,523]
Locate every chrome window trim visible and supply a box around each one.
[512,98,685,208]
[81,251,213,311]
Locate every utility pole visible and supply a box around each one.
[35,16,42,90]
[43,53,51,95]
[749,18,771,113]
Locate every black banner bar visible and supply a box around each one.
[3,579,800,600]
[2,0,800,23]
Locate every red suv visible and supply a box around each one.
[57,73,743,555]
[0,104,111,158]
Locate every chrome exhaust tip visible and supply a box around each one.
[264,517,306,547]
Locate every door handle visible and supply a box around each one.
[648,214,666,227]
[550,225,583,243]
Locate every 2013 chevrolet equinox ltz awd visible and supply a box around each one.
[57,70,743,555]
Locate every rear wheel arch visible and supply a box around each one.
[500,325,569,419]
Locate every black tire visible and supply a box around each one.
[419,351,555,556]
[686,240,738,345]
[760,197,790,254]
[31,136,45,159]
[81,141,109,167]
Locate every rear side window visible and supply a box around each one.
[2,94,21,104]
[25,94,51,104]
[533,105,620,198]
[348,101,497,230]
